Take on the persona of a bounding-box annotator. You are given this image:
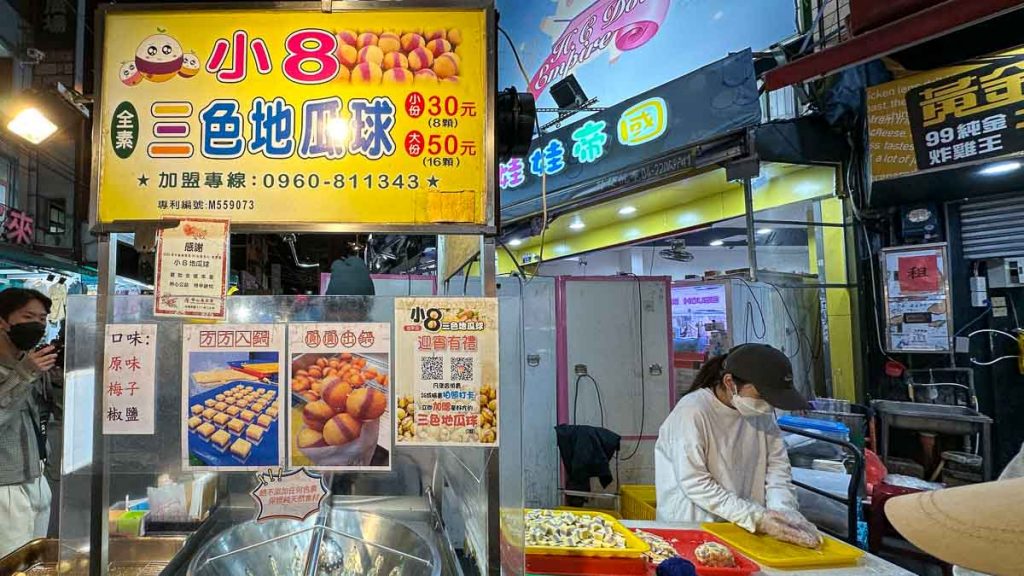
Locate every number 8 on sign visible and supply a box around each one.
[283,29,340,84]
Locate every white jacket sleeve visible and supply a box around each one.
[765,425,800,512]
[664,417,765,532]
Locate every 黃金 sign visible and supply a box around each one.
[95,5,493,230]
[867,47,1024,181]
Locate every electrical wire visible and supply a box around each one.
[970,355,1019,366]
[498,24,552,283]
[1009,296,1021,329]
[910,382,971,392]
[498,26,531,86]
[862,232,899,364]
[620,275,647,461]
[954,307,992,336]
[573,374,605,429]
[736,278,767,340]
[497,239,528,279]
[967,328,1019,343]
[767,282,804,359]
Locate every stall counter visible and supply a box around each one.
[618,520,916,576]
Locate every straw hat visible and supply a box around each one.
[885,477,1024,576]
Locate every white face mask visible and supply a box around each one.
[730,383,774,418]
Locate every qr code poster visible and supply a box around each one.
[287,323,392,472]
[394,298,499,447]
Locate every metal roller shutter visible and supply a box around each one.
[959,196,1024,260]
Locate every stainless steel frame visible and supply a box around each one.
[87,3,503,575]
[89,0,498,236]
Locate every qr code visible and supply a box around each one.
[451,357,474,382]
[420,356,444,380]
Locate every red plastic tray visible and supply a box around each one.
[525,553,648,575]
[631,528,759,576]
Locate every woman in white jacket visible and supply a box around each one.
[655,343,821,547]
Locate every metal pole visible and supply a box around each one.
[74,0,86,93]
[743,177,758,282]
[813,201,834,397]
[480,237,496,298]
[90,233,116,576]
[481,237,499,575]
[436,234,447,292]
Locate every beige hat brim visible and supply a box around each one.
[885,477,1024,576]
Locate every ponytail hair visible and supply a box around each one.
[687,353,728,395]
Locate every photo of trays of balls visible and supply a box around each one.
[335,28,464,87]
[289,352,391,471]
[184,351,283,470]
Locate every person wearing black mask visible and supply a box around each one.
[0,288,57,557]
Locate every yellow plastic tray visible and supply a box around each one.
[702,522,863,569]
[619,484,657,520]
[555,505,621,519]
[525,509,650,558]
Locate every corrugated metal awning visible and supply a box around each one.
[959,196,1024,259]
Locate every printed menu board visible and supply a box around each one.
[103,324,158,435]
[394,298,498,446]
[181,324,285,470]
[95,6,492,230]
[288,323,392,471]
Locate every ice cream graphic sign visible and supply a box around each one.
[529,0,669,97]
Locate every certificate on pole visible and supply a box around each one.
[155,219,229,319]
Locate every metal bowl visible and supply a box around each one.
[188,509,440,576]
[188,517,314,576]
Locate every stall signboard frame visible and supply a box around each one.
[90,1,497,235]
[85,3,504,575]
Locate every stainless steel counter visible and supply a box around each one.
[0,536,187,576]
[165,496,463,576]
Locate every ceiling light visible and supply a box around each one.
[568,217,585,230]
[508,238,523,247]
[618,205,637,216]
[7,107,58,144]
[979,160,1021,176]
[756,228,773,235]
[709,239,724,247]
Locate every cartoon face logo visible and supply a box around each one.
[178,52,200,78]
[135,32,184,82]
[119,61,142,86]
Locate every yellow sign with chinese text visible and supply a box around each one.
[95,6,491,229]
[867,47,1024,181]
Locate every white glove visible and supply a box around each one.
[756,510,823,549]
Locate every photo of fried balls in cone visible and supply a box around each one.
[291,352,389,467]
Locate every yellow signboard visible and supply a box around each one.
[94,5,493,230]
[867,48,1024,181]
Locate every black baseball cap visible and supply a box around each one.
[723,343,809,410]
